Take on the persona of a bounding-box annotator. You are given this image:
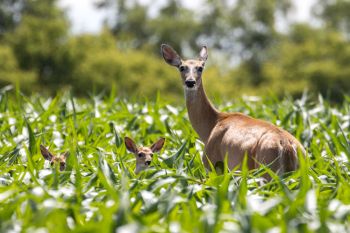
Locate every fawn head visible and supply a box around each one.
[124,137,165,174]
[40,145,69,171]
[161,44,208,90]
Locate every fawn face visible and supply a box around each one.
[124,137,165,174]
[40,145,69,171]
[161,44,207,90]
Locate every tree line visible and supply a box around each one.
[1,0,350,102]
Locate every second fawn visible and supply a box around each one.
[40,145,69,171]
[125,137,165,174]
[161,44,305,176]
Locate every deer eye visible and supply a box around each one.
[138,152,144,158]
[179,66,186,72]
[150,153,154,157]
[197,67,203,72]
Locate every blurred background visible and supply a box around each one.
[0,0,349,102]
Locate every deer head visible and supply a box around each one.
[161,44,208,91]
[40,145,69,171]
[124,137,165,174]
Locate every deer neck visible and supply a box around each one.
[185,82,219,143]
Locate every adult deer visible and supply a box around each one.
[161,44,305,175]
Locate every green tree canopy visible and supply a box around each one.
[0,0,23,39]
[313,0,350,38]
[9,0,70,86]
[0,0,349,101]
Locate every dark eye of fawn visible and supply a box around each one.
[138,152,144,158]
[197,67,203,72]
[179,66,186,72]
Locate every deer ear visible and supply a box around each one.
[150,138,165,153]
[199,46,208,62]
[125,137,138,153]
[40,145,53,161]
[161,44,181,67]
[61,151,69,159]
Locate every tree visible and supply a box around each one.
[0,44,36,88]
[95,0,199,54]
[147,0,200,54]
[0,0,24,39]
[200,0,293,85]
[9,0,70,87]
[64,31,183,100]
[313,0,350,38]
[258,24,350,101]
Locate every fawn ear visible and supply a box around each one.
[124,137,138,153]
[199,46,208,62]
[150,138,165,153]
[61,151,69,159]
[40,145,53,161]
[161,44,181,67]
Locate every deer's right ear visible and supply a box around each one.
[150,138,165,153]
[61,151,69,159]
[40,145,53,161]
[124,137,138,153]
[199,46,208,62]
[161,44,181,67]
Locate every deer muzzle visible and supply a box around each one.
[185,79,196,88]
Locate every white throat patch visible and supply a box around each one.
[184,86,198,101]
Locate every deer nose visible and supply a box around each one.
[145,161,151,166]
[185,80,196,88]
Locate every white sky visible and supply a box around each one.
[58,0,316,34]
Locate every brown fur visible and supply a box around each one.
[125,137,165,174]
[40,145,69,171]
[161,44,305,177]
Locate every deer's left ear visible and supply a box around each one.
[199,46,208,62]
[40,145,53,161]
[150,138,165,153]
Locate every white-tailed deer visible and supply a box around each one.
[40,145,69,171]
[161,44,305,176]
[125,137,165,174]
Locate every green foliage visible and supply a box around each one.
[96,0,200,53]
[256,24,350,100]
[8,0,69,86]
[0,90,350,232]
[313,0,350,37]
[0,0,22,39]
[1,0,350,101]
[0,44,36,88]
[64,31,183,101]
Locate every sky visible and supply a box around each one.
[58,0,316,34]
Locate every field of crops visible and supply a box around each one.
[0,87,349,232]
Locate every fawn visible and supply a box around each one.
[161,44,305,176]
[40,145,69,171]
[124,137,165,174]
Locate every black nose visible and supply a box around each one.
[185,80,196,88]
[145,161,151,166]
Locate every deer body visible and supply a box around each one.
[161,44,305,174]
[204,112,303,172]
